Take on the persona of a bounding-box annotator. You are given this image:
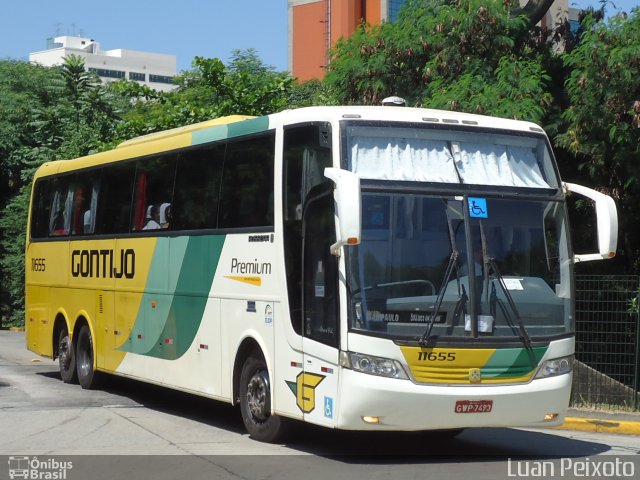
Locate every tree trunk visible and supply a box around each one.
[512,0,556,26]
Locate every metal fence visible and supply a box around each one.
[571,275,640,410]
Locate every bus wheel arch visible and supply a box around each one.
[232,337,263,406]
[53,314,77,384]
[233,338,290,442]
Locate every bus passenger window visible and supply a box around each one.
[30,179,52,239]
[95,163,135,234]
[48,176,73,236]
[70,171,100,236]
[172,144,224,231]
[131,155,176,232]
[218,133,275,229]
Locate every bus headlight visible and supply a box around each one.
[534,355,574,379]
[340,351,408,379]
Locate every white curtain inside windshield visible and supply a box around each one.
[346,126,554,188]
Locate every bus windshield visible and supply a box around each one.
[345,194,573,342]
[343,123,559,189]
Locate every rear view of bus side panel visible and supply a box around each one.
[25,240,71,358]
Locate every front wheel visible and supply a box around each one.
[76,324,103,389]
[58,328,77,384]
[239,355,289,443]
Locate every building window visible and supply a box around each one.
[149,74,174,85]
[129,72,146,82]
[89,68,125,79]
[389,0,409,21]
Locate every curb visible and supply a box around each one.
[554,417,640,436]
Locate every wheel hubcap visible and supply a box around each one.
[79,345,91,377]
[59,336,71,370]
[247,370,270,422]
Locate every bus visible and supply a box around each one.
[25,104,618,442]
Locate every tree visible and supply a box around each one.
[0,56,124,325]
[557,10,640,272]
[0,51,297,325]
[326,0,553,123]
[117,49,295,139]
[514,0,556,27]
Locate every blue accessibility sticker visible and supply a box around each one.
[324,396,334,419]
[468,197,488,218]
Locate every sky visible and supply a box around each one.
[0,1,637,75]
[0,0,289,73]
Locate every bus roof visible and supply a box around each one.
[32,106,547,180]
[268,106,546,134]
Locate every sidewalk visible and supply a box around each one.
[554,407,640,436]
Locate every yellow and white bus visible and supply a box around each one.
[26,105,617,442]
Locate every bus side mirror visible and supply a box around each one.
[564,182,618,263]
[324,168,361,256]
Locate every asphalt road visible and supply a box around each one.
[1,330,639,480]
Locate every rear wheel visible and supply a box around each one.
[76,324,102,389]
[58,328,77,384]
[239,355,289,443]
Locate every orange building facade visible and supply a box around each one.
[289,0,402,82]
[288,0,567,82]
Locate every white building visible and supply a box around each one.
[29,36,177,92]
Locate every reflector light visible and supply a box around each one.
[362,416,381,424]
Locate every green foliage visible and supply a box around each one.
[326,0,551,122]
[557,10,640,272]
[557,12,640,193]
[0,50,298,325]
[426,55,552,122]
[0,56,124,325]
[117,49,295,139]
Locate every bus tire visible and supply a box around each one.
[76,324,102,390]
[58,328,78,384]
[239,355,288,443]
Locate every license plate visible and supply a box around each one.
[455,400,493,413]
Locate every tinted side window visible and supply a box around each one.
[70,170,101,236]
[172,144,225,230]
[303,191,339,347]
[132,155,177,231]
[283,124,333,335]
[48,176,73,236]
[30,179,52,239]
[96,163,135,234]
[218,133,275,229]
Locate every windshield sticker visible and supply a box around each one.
[501,278,524,290]
[465,314,494,333]
[468,197,488,218]
[366,310,446,324]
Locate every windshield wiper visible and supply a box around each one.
[419,204,462,346]
[486,257,533,351]
[419,250,458,346]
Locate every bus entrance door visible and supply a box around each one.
[301,189,340,427]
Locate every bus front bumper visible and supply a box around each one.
[335,369,571,431]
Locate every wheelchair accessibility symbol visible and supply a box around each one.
[324,396,334,419]
[468,197,488,218]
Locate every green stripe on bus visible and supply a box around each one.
[192,116,270,146]
[192,125,230,145]
[226,116,269,138]
[480,346,547,378]
[119,235,225,360]
[122,237,188,354]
